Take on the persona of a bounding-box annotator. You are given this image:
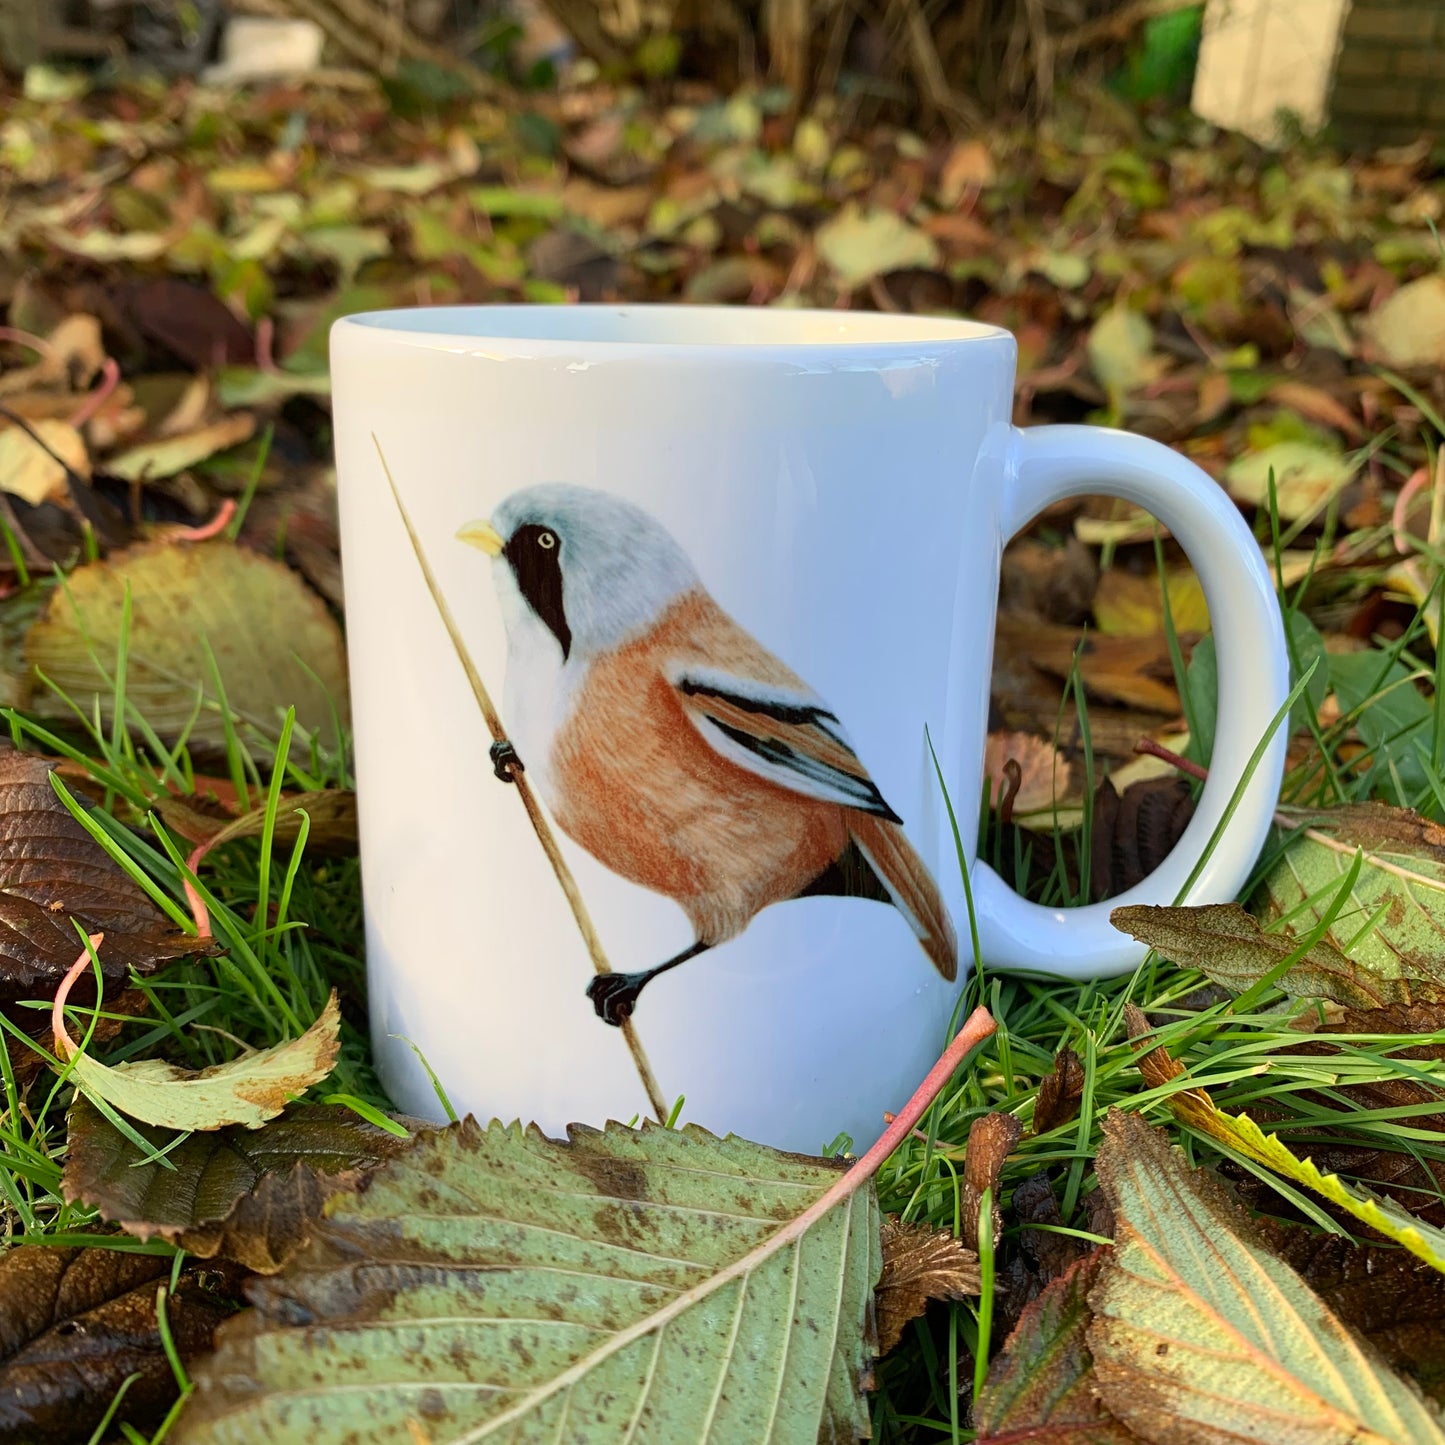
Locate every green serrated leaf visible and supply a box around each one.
[175,1117,883,1443]
[1090,1112,1445,1444]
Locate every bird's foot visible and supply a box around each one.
[489,739,523,783]
[587,972,646,1027]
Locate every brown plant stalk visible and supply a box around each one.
[372,435,669,1123]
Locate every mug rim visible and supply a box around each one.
[333,303,1014,357]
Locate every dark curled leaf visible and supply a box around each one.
[1033,1046,1086,1134]
[0,1245,246,1445]
[961,1111,1023,1252]
[1014,1169,1088,1284]
[875,1216,979,1356]
[63,1097,410,1273]
[1090,775,1194,902]
[0,744,207,1002]
[976,1248,1142,1444]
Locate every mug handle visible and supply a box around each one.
[971,424,1290,979]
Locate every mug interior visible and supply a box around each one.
[342,303,1009,350]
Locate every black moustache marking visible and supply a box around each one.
[504,524,571,661]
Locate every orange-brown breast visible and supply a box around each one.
[548,589,849,944]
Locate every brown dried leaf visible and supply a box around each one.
[874,1216,980,1356]
[0,744,204,1002]
[157,790,358,857]
[961,1111,1023,1252]
[976,1249,1142,1445]
[1090,776,1195,902]
[0,1245,245,1444]
[983,731,1073,816]
[63,1096,410,1272]
[1034,1046,1087,1135]
[1110,900,1401,1006]
[122,278,256,371]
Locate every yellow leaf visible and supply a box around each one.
[0,418,88,504]
[1094,566,1209,637]
[1126,1008,1445,1276]
[106,414,256,483]
[55,939,340,1131]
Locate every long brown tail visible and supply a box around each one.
[849,815,958,981]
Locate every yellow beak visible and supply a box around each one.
[456,520,504,557]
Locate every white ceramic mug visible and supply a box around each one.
[331,305,1288,1153]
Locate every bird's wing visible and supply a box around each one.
[672,665,902,821]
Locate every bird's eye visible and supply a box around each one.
[538,531,557,550]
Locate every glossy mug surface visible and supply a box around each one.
[331,305,1288,1153]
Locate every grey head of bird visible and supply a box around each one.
[457,483,700,664]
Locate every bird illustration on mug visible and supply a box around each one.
[457,485,958,1026]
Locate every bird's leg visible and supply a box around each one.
[587,941,711,1027]
[489,739,523,782]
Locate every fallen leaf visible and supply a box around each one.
[1089,1111,1445,1443]
[157,790,358,856]
[1093,565,1208,637]
[106,415,257,483]
[1087,307,1162,401]
[0,1245,245,1445]
[26,540,350,759]
[0,418,88,505]
[1090,777,1195,901]
[1033,1046,1087,1134]
[0,745,202,1003]
[875,1216,980,1355]
[63,1096,408,1272]
[1363,275,1445,369]
[1260,802,1445,1005]
[995,616,1183,713]
[1259,1221,1445,1405]
[999,536,1098,625]
[177,1117,884,1444]
[938,139,995,204]
[1113,899,1411,1007]
[215,367,331,408]
[1225,440,1357,520]
[1123,1010,1445,1275]
[983,731,1073,815]
[1267,380,1366,441]
[1285,1001,1445,1138]
[57,968,341,1133]
[123,279,255,371]
[816,203,939,289]
[976,1249,1142,1445]
[962,1111,1023,1252]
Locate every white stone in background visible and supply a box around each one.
[1192,0,1350,145]
[202,17,325,83]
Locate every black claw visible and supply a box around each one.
[489,739,523,782]
[586,973,642,1027]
